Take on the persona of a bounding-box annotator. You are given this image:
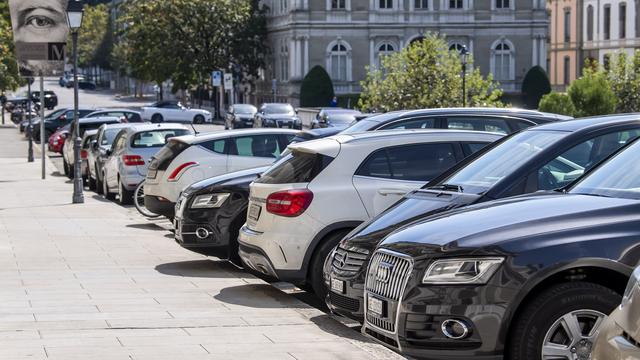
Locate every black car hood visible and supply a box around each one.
[341,190,482,252]
[185,166,269,195]
[262,114,296,120]
[379,192,640,258]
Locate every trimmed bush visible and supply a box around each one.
[521,66,551,109]
[538,92,576,117]
[567,68,616,117]
[300,65,335,107]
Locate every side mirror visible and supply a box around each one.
[91,140,98,150]
[105,149,112,157]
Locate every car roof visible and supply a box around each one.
[174,128,299,144]
[532,113,640,132]
[89,108,140,114]
[126,123,190,133]
[101,123,134,130]
[83,129,99,138]
[363,107,572,123]
[78,116,121,124]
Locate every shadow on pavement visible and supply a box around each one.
[214,284,304,309]
[155,259,243,278]
[309,314,365,341]
[126,223,167,231]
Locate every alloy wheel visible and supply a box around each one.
[541,309,606,360]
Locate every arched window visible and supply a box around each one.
[491,39,515,81]
[377,43,395,68]
[280,42,289,82]
[327,41,351,81]
[449,43,465,52]
[587,5,594,41]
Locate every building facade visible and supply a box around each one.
[547,0,583,90]
[257,0,550,106]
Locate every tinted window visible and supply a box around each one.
[228,135,283,158]
[357,143,457,181]
[200,139,227,154]
[101,128,121,146]
[380,117,436,130]
[234,105,257,114]
[463,142,490,154]
[149,141,190,171]
[131,129,190,148]
[263,104,294,115]
[257,152,334,184]
[447,117,510,134]
[342,112,404,134]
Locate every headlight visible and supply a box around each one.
[622,266,640,308]
[422,258,504,284]
[190,193,230,209]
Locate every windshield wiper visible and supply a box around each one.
[430,183,464,193]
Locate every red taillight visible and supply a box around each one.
[167,162,198,181]
[80,149,88,159]
[123,155,145,166]
[266,189,313,217]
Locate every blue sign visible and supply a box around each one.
[212,71,222,87]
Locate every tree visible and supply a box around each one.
[358,33,502,112]
[521,66,551,109]
[567,66,617,117]
[538,92,576,117]
[0,3,21,94]
[606,51,640,113]
[300,66,334,107]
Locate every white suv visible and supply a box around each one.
[144,128,298,219]
[238,130,503,296]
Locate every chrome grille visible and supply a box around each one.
[332,246,370,274]
[366,312,395,332]
[366,251,412,301]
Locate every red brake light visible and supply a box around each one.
[123,155,145,166]
[167,162,198,181]
[266,189,313,217]
[80,149,88,159]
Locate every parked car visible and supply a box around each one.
[225,104,258,129]
[144,128,298,219]
[102,124,192,205]
[362,135,640,360]
[290,127,345,145]
[85,109,143,123]
[20,108,65,133]
[4,97,29,113]
[325,114,640,322]
[174,166,270,264]
[238,130,503,297]
[62,117,122,178]
[80,130,99,185]
[593,265,640,360]
[141,101,212,124]
[32,108,96,143]
[311,109,362,129]
[65,75,96,90]
[253,103,302,129]
[11,104,38,124]
[31,90,58,110]
[87,123,135,192]
[48,124,70,154]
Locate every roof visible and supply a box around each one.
[126,123,190,133]
[101,123,135,131]
[532,113,640,132]
[363,107,572,123]
[173,128,299,144]
[82,129,99,138]
[78,116,121,124]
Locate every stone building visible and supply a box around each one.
[547,0,584,91]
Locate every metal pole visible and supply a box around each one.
[72,31,84,204]
[462,63,467,108]
[40,74,46,179]
[27,80,34,162]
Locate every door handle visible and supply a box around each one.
[378,188,408,196]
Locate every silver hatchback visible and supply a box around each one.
[101,123,192,205]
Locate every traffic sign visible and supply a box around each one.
[212,71,222,87]
[224,73,233,90]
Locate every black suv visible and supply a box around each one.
[33,108,96,143]
[325,115,640,322]
[31,90,58,110]
[362,135,640,360]
[253,103,302,129]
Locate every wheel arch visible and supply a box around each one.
[302,221,363,282]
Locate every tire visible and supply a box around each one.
[508,281,620,360]
[95,166,104,195]
[151,114,163,123]
[194,115,205,124]
[118,177,133,205]
[103,174,116,200]
[133,182,160,218]
[308,229,351,300]
[63,158,70,177]
[88,175,97,191]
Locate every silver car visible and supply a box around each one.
[101,123,192,205]
[88,123,134,193]
[593,265,640,360]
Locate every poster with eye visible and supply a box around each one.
[8,0,69,77]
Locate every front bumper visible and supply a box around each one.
[144,195,175,218]
[593,306,640,360]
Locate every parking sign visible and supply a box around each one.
[224,73,233,90]
[212,71,222,87]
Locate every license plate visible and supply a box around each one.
[147,169,157,179]
[331,278,345,294]
[367,295,386,317]
[248,203,261,222]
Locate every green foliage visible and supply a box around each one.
[358,33,503,112]
[0,2,21,92]
[521,66,551,109]
[606,51,640,113]
[300,66,334,107]
[538,92,576,117]
[67,4,112,69]
[567,66,617,117]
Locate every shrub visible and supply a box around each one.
[538,92,576,117]
[300,65,335,107]
[567,68,616,117]
[521,66,551,109]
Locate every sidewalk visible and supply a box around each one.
[0,125,402,360]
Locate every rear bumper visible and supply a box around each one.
[144,195,175,218]
[238,231,306,284]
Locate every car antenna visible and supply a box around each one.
[190,123,199,135]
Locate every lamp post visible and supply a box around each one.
[67,0,85,204]
[459,45,469,108]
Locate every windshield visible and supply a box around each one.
[45,109,66,120]
[263,104,294,115]
[101,128,122,146]
[435,130,567,193]
[327,114,357,124]
[341,112,402,134]
[570,139,640,200]
[131,129,190,148]
[235,105,257,114]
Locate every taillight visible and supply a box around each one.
[80,149,88,159]
[167,162,198,181]
[266,189,313,217]
[123,155,145,166]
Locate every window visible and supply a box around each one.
[379,117,436,130]
[379,0,393,9]
[414,0,429,9]
[331,0,346,9]
[462,142,490,155]
[228,135,283,158]
[131,129,190,148]
[446,117,511,135]
[495,0,510,9]
[492,40,514,81]
[604,5,611,40]
[329,43,349,81]
[256,152,335,184]
[101,128,121,146]
[603,54,611,71]
[377,43,395,68]
[357,143,458,182]
[564,9,571,43]
[200,139,227,154]
[587,5,594,41]
[279,42,289,82]
[449,0,463,9]
[620,3,627,39]
[280,0,288,13]
[449,43,465,52]
[563,56,571,85]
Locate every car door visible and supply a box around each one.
[226,134,285,172]
[106,134,126,189]
[444,115,511,135]
[352,142,461,217]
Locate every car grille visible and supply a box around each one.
[365,250,413,301]
[329,291,360,313]
[331,246,370,276]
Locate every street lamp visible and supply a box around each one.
[67,0,84,204]
[459,45,469,107]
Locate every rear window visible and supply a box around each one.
[256,151,334,184]
[149,141,190,171]
[79,121,119,136]
[131,129,190,148]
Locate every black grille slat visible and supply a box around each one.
[331,246,370,276]
[329,292,359,312]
